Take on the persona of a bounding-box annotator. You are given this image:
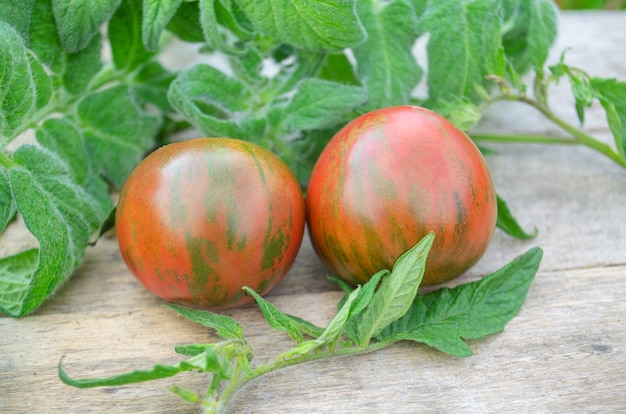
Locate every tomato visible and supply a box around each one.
[305,106,497,287]
[115,138,306,309]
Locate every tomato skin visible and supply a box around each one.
[306,106,497,287]
[116,138,305,309]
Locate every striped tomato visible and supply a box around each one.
[306,106,497,287]
[115,138,305,309]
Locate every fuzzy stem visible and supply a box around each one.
[471,133,578,145]
[212,340,396,413]
[484,94,626,168]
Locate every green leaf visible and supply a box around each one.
[108,0,155,72]
[496,194,537,240]
[432,97,482,132]
[285,127,339,185]
[0,22,38,142]
[379,247,543,356]
[28,54,53,112]
[352,232,434,346]
[230,46,265,85]
[0,169,15,232]
[1,129,112,316]
[235,0,366,51]
[35,118,91,184]
[199,0,246,55]
[63,33,103,96]
[77,85,161,186]
[0,249,39,312]
[0,0,36,40]
[51,0,121,53]
[27,0,64,74]
[353,0,422,111]
[166,0,205,43]
[316,286,361,344]
[169,385,202,403]
[589,77,626,161]
[168,64,264,139]
[282,313,325,338]
[501,0,558,73]
[419,0,505,105]
[58,351,211,388]
[278,285,362,360]
[317,52,360,86]
[142,0,184,51]
[175,343,217,357]
[243,287,303,343]
[348,270,385,317]
[131,60,177,111]
[215,0,255,41]
[167,304,245,340]
[284,79,368,130]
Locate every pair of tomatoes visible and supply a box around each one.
[116,106,498,309]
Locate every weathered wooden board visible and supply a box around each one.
[2,11,626,414]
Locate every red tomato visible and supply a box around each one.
[116,138,306,309]
[305,106,497,287]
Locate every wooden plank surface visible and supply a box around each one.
[2,11,626,414]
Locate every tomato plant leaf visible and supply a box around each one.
[168,64,265,140]
[340,270,387,343]
[548,59,596,124]
[58,352,211,388]
[175,344,214,357]
[235,0,366,51]
[166,1,205,43]
[1,142,111,317]
[108,0,155,72]
[167,304,245,340]
[51,0,121,53]
[348,270,386,317]
[284,79,368,131]
[501,0,558,73]
[0,169,15,232]
[170,64,252,114]
[496,194,537,240]
[170,385,202,403]
[589,77,626,161]
[433,97,482,132]
[378,247,543,356]
[316,285,361,344]
[281,313,325,338]
[0,0,35,40]
[142,0,184,51]
[199,0,246,55]
[353,0,422,111]
[278,285,362,360]
[25,0,63,74]
[0,249,39,314]
[243,287,304,343]
[21,0,100,99]
[317,52,360,86]
[333,269,385,315]
[419,0,506,105]
[63,34,103,96]
[0,22,38,143]
[77,85,161,187]
[130,61,177,111]
[351,232,434,346]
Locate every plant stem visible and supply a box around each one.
[214,340,396,413]
[481,94,626,168]
[471,133,578,145]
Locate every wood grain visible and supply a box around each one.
[2,11,626,414]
